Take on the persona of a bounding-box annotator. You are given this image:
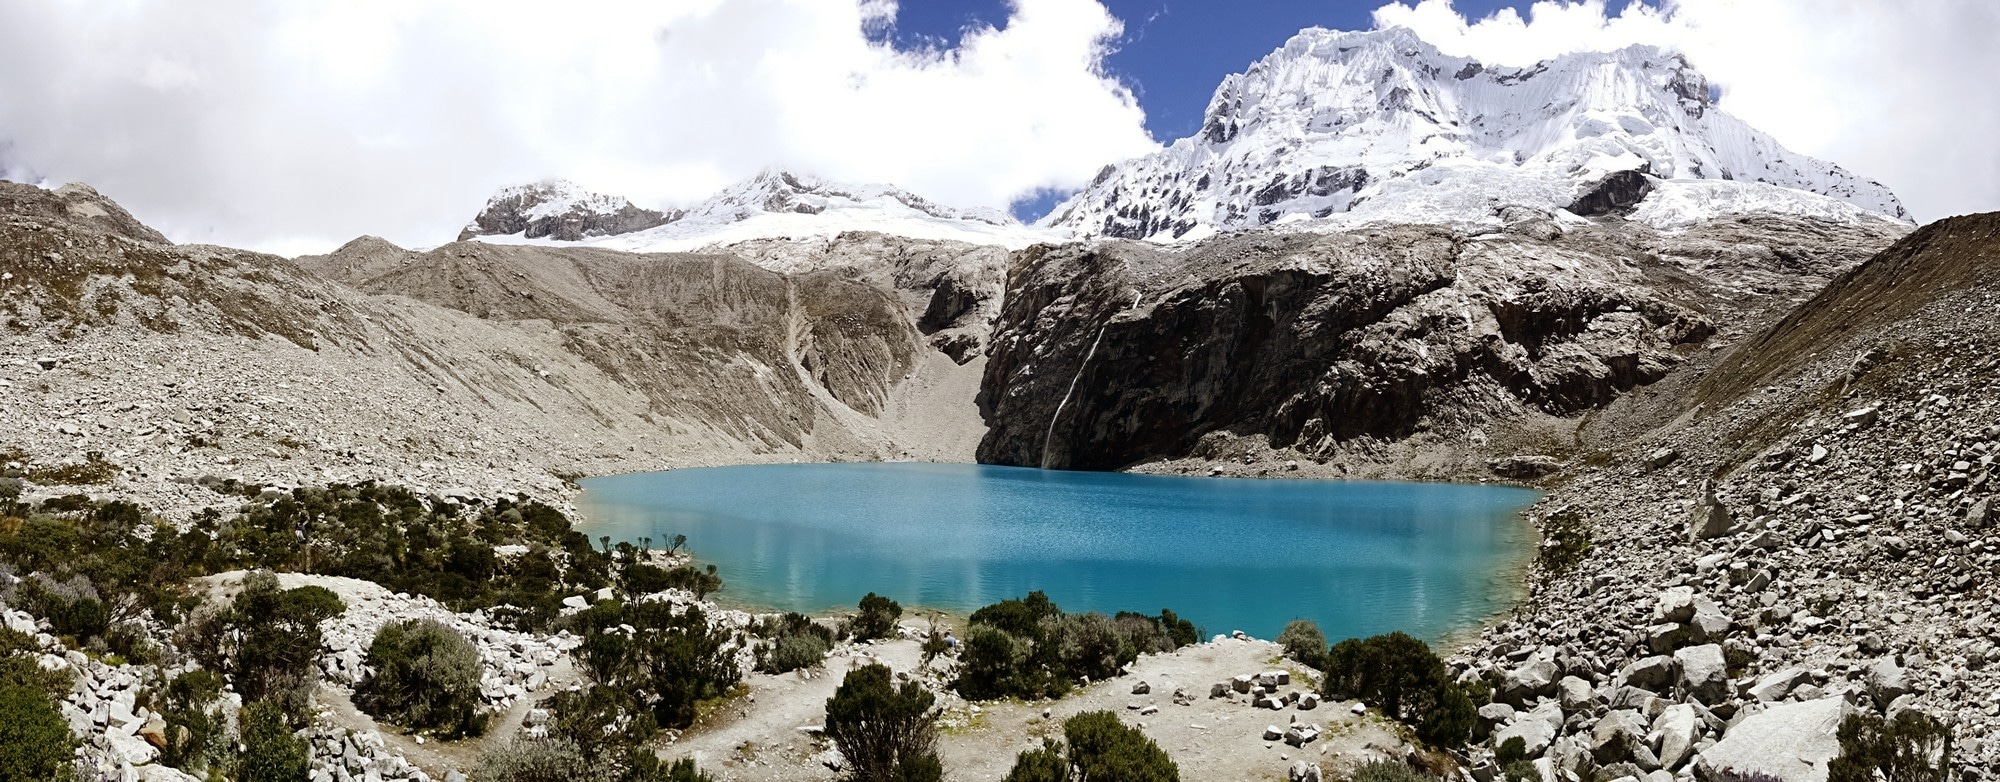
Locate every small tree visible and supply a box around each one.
[355,619,487,737]
[573,600,740,730]
[1320,632,1474,748]
[1001,711,1178,782]
[238,699,310,782]
[849,592,903,641]
[824,663,942,782]
[0,683,77,781]
[1276,619,1327,668]
[1827,711,1955,782]
[213,572,346,705]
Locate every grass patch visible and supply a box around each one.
[26,452,120,485]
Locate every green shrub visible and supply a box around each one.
[825,663,941,782]
[153,669,230,774]
[1500,761,1539,782]
[956,594,1198,702]
[572,600,740,730]
[202,572,346,705]
[1827,711,1955,782]
[0,682,78,781]
[476,738,613,782]
[849,592,903,641]
[754,612,836,674]
[355,619,488,738]
[1277,620,1327,669]
[1001,710,1178,782]
[1320,632,1475,748]
[1349,760,1438,782]
[238,699,310,782]
[1534,508,1592,576]
[1495,736,1529,766]
[0,626,73,698]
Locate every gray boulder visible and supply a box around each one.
[1749,668,1812,703]
[1696,697,1847,782]
[1501,659,1560,705]
[1558,675,1596,711]
[1675,644,1728,704]
[1617,656,1679,693]
[1654,703,1699,771]
[1591,709,1648,764]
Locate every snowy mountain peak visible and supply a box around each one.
[458,179,673,242]
[1045,26,1907,240]
[463,170,1047,253]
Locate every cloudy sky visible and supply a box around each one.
[0,0,1992,253]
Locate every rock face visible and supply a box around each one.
[457,179,673,242]
[977,214,1901,470]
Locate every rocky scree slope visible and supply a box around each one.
[1449,213,2000,781]
[1044,27,1906,241]
[0,181,956,519]
[977,211,1905,472]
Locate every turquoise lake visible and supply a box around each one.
[576,463,1539,642]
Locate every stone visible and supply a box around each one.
[1260,670,1291,687]
[1691,482,1734,540]
[1297,693,1319,710]
[1968,497,1990,529]
[1867,658,1911,702]
[561,595,589,610]
[1265,725,1285,741]
[1696,697,1847,782]
[1654,703,1699,771]
[1749,668,1812,703]
[1646,447,1681,470]
[1617,656,1678,693]
[1132,680,1151,695]
[1654,587,1697,624]
[1591,709,1647,764]
[1211,682,1232,698]
[1675,644,1729,704]
[1557,676,1595,711]
[1477,702,1516,729]
[1283,723,1321,746]
[1233,674,1255,693]
[1501,659,1559,705]
[1288,761,1323,782]
[140,713,169,748]
[1495,701,1564,757]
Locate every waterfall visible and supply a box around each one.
[1039,291,1141,469]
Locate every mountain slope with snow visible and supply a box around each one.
[463,170,1050,252]
[1043,27,1908,240]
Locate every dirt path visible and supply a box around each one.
[315,656,583,779]
[659,631,1412,782]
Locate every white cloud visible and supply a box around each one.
[1371,0,2000,222]
[0,0,1157,253]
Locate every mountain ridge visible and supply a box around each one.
[1041,26,1907,241]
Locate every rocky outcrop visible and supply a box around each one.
[1568,170,1656,217]
[1449,214,2000,780]
[456,180,672,242]
[977,214,1902,471]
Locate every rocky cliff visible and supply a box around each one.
[977,212,1906,471]
[457,180,673,242]
[1447,212,2000,779]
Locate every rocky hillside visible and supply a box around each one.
[1043,27,1906,241]
[0,181,982,520]
[977,211,1906,472]
[1448,213,2000,780]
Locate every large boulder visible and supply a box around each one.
[1654,703,1699,771]
[1675,644,1729,704]
[1497,701,1565,757]
[1696,697,1848,782]
[1750,668,1813,703]
[1501,659,1560,705]
[1617,656,1679,693]
[1591,709,1649,764]
[1654,587,1697,624]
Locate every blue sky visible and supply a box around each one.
[884,1,1626,142]
[879,1,1630,219]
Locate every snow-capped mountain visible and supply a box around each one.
[457,179,673,242]
[462,170,1048,251]
[1043,27,1908,240]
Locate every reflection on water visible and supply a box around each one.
[577,463,1538,642]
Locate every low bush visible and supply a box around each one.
[151,669,230,775]
[1001,710,1178,782]
[0,682,77,781]
[1319,632,1476,748]
[186,571,345,706]
[355,619,488,738]
[1276,619,1327,669]
[1349,760,1438,782]
[238,698,310,782]
[849,592,903,641]
[476,738,611,782]
[572,599,741,730]
[825,663,942,782]
[1827,711,1955,782]
[955,593,1197,702]
[754,612,835,673]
